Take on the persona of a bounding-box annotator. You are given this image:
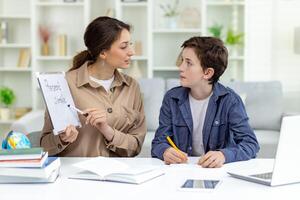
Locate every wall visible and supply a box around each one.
[272,0,300,113]
[245,0,300,113]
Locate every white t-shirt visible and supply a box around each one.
[189,92,212,156]
[89,75,114,92]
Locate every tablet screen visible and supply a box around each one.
[181,179,220,189]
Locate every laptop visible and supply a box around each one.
[228,115,300,186]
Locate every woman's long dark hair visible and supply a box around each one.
[70,16,131,71]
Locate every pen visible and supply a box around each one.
[166,136,186,159]
[67,104,88,117]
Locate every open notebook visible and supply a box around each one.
[70,157,164,184]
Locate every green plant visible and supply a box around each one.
[208,24,223,38]
[225,29,244,46]
[160,0,180,17]
[0,87,16,107]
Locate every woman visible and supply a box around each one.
[151,37,259,167]
[41,17,146,157]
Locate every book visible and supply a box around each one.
[0,152,48,168]
[0,147,44,161]
[0,167,59,184]
[17,48,31,68]
[70,157,164,184]
[57,34,66,56]
[0,157,60,179]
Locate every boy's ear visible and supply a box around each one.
[203,67,214,80]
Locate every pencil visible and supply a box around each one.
[166,136,186,159]
[166,136,180,152]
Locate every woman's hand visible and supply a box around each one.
[84,108,108,128]
[198,151,225,168]
[163,147,188,164]
[84,108,115,141]
[59,125,79,143]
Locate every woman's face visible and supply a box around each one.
[104,29,134,69]
[178,47,207,88]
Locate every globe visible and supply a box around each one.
[1,131,31,149]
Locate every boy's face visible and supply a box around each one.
[178,47,214,88]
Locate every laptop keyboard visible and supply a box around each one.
[250,172,273,180]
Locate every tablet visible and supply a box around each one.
[179,179,221,191]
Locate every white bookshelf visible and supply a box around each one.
[120,2,147,7]
[117,0,149,78]
[35,2,85,7]
[153,29,203,33]
[0,0,246,133]
[0,0,32,132]
[36,56,73,61]
[0,15,31,19]
[0,44,31,48]
[0,67,32,72]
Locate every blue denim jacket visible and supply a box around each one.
[151,82,260,163]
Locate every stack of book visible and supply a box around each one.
[0,147,60,183]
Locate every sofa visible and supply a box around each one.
[10,79,285,158]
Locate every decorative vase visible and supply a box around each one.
[0,107,11,120]
[165,16,178,29]
[41,42,49,56]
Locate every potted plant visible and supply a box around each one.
[0,87,16,120]
[159,0,180,29]
[225,28,244,56]
[208,23,223,39]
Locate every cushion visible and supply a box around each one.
[166,78,180,90]
[138,78,165,131]
[137,131,155,157]
[226,81,283,131]
[238,93,247,105]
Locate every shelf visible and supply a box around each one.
[0,44,31,48]
[153,29,202,33]
[0,67,32,72]
[121,2,147,7]
[36,56,73,61]
[0,15,31,19]
[131,55,148,61]
[206,0,245,6]
[0,119,15,124]
[153,66,179,71]
[35,2,84,7]
[229,56,244,60]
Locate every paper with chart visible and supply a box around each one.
[37,72,81,135]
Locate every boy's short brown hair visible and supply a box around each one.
[181,36,228,84]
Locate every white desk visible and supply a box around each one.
[1,158,299,200]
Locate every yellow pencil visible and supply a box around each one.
[166,136,187,159]
[166,136,180,151]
